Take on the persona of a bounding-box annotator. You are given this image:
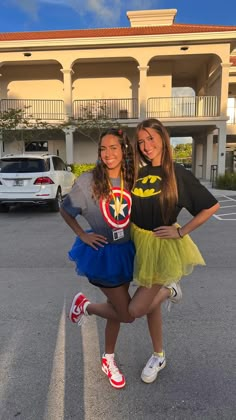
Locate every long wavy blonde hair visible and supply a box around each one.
[134,118,178,224]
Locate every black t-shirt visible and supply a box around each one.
[131,163,218,230]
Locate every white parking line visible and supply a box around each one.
[218,198,236,203]
[212,195,236,221]
[214,212,236,220]
[43,302,65,420]
[216,195,236,200]
[217,204,236,209]
[82,315,102,420]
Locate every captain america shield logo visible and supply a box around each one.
[99,187,132,228]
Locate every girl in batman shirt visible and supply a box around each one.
[128,118,220,384]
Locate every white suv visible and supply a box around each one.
[0,154,75,212]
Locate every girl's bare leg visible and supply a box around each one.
[128,285,170,355]
[128,284,162,318]
[128,284,171,318]
[86,283,134,323]
[147,305,163,353]
[104,319,121,354]
[148,287,170,313]
[100,284,133,354]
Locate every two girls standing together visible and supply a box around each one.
[60,119,219,389]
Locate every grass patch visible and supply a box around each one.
[215,172,236,190]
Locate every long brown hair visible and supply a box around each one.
[134,118,178,224]
[92,128,134,200]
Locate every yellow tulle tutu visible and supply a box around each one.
[131,223,205,288]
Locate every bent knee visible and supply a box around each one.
[129,305,145,319]
[120,314,135,323]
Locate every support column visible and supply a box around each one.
[216,122,227,175]
[60,68,74,120]
[202,132,214,180]
[0,134,3,158]
[220,63,231,116]
[137,66,149,119]
[195,141,203,179]
[63,126,76,164]
[191,138,196,175]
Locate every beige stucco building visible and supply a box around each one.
[1,8,236,180]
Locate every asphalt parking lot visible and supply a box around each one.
[212,193,236,220]
[0,197,235,420]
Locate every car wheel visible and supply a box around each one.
[0,204,10,213]
[50,188,62,212]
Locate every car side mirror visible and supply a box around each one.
[66,166,72,172]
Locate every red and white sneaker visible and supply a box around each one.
[69,292,90,326]
[101,353,126,389]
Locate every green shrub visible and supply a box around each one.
[215,172,236,190]
[70,163,95,178]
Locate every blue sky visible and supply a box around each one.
[0,0,236,33]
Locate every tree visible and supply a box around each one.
[0,107,62,155]
[173,143,192,161]
[58,101,123,144]
[0,102,125,157]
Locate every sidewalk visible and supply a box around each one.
[201,181,236,197]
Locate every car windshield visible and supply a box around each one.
[0,158,48,173]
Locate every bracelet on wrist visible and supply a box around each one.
[177,227,184,238]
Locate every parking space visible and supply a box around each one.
[213,194,236,221]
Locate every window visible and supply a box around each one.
[52,156,66,171]
[0,158,47,173]
[25,141,48,152]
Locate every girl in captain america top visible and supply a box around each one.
[60,128,135,389]
[128,118,220,384]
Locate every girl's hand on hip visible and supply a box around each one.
[153,225,181,239]
[80,232,108,250]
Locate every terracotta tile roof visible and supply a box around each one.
[230,56,236,66]
[0,23,236,42]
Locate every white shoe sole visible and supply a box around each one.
[141,360,166,384]
[69,292,83,323]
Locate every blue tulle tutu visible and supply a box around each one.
[68,234,135,288]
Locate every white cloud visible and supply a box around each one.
[10,0,39,20]
[10,0,158,25]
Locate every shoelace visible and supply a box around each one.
[77,314,87,327]
[147,355,160,368]
[107,357,121,378]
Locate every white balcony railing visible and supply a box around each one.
[0,96,224,121]
[0,99,65,120]
[147,96,219,118]
[73,98,139,119]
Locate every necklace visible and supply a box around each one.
[108,173,124,219]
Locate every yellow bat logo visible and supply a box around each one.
[132,175,162,197]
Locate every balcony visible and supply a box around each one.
[147,96,219,118]
[0,99,65,121]
[0,96,221,122]
[73,98,139,120]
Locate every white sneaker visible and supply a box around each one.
[165,282,182,311]
[141,353,166,383]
